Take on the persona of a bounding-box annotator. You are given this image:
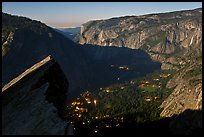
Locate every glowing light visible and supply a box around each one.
[119,66,124,69]
[120,86,124,89]
[87,101,91,104]
[145,81,149,84]
[94,100,97,105]
[77,102,81,105]
[118,66,129,70]
[106,89,110,93]
[121,117,124,122]
[130,80,135,84]
[154,78,159,81]
[154,96,158,100]
[95,130,98,133]
[145,96,151,102]
[106,124,111,128]
[72,102,78,105]
[85,98,91,104]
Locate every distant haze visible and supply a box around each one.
[2,2,202,28]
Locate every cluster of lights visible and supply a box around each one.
[86,99,91,104]
[144,96,159,102]
[65,71,169,135]
[110,64,130,70]
[71,101,81,105]
[160,73,171,78]
[103,115,110,118]
[118,66,129,70]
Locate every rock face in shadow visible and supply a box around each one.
[2,56,69,135]
[78,44,161,94]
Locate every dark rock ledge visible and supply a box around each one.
[2,55,69,135]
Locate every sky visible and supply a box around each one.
[2,2,202,28]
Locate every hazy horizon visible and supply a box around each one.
[2,2,202,28]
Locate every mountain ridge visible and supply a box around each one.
[2,12,161,98]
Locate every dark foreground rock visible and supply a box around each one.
[2,56,69,135]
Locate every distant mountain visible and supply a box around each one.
[78,8,202,117]
[57,27,80,34]
[54,27,80,42]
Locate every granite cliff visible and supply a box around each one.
[79,8,202,70]
[79,8,202,117]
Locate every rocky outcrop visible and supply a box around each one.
[79,8,202,70]
[2,56,69,135]
[160,44,202,117]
